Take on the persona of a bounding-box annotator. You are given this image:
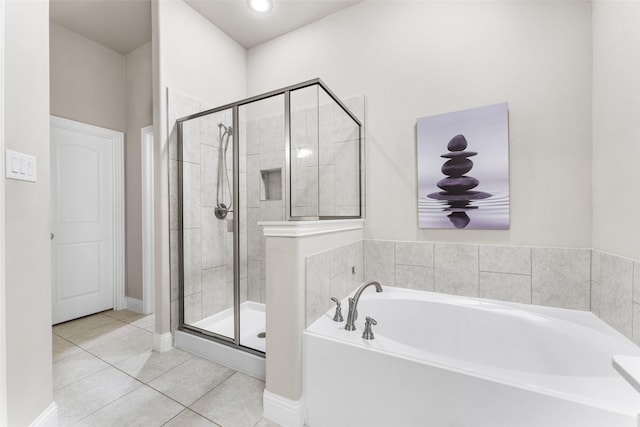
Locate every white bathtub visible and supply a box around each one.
[303,287,640,427]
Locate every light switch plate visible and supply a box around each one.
[5,149,37,182]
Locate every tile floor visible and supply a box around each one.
[52,309,280,427]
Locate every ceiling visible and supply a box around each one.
[185,0,362,48]
[49,0,153,55]
[49,0,362,55]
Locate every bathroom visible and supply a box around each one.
[3,0,640,426]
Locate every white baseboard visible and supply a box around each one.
[29,402,57,427]
[153,332,173,352]
[126,297,144,314]
[263,390,305,427]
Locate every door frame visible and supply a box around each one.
[0,0,7,423]
[141,125,154,314]
[50,115,126,314]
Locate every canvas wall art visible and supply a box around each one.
[417,103,509,229]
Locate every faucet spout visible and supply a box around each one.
[344,281,383,331]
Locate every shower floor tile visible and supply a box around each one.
[52,309,280,427]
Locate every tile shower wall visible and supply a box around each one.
[246,112,285,305]
[291,95,365,218]
[320,96,364,217]
[247,94,365,306]
[169,90,366,332]
[168,88,248,331]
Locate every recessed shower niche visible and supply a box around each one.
[260,169,282,201]
[174,79,363,359]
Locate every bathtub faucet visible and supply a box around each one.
[345,281,383,331]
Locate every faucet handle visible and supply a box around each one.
[362,316,377,340]
[330,297,343,322]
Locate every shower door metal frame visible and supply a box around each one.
[176,78,363,356]
[176,108,255,356]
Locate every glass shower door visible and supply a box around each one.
[176,78,361,357]
[238,93,285,352]
[179,107,237,344]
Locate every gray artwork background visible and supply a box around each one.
[418,102,508,195]
[417,102,509,228]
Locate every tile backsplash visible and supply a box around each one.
[305,239,640,345]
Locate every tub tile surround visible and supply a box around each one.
[479,272,532,304]
[591,250,637,341]
[531,247,591,310]
[363,239,395,286]
[393,241,435,291]
[434,243,480,297]
[305,239,640,344]
[306,240,363,326]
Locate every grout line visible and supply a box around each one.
[589,249,593,312]
[54,318,207,423]
[54,362,112,394]
[476,244,480,296]
[51,336,84,364]
[530,247,533,304]
[476,270,532,277]
[633,261,637,304]
[161,409,188,427]
[184,371,239,422]
[70,385,147,426]
[160,408,223,427]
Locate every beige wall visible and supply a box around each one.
[592,1,640,261]
[158,0,246,109]
[154,0,246,337]
[125,42,153,300]
[50,24,153,301]
[4,1,53,425]
[247,1,593,248]
[50,22,126,132]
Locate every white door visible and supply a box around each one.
[51,116,125,324]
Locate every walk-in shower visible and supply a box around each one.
[174,78,363,360]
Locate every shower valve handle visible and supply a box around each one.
[330,297,343,322]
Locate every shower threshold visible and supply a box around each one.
[175,301,266,380]
[191,301,266,353]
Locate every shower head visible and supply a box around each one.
[218,122,232,136]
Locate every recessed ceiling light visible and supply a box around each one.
[248,0,272,13]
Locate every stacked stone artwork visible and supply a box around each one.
[427,134,491,228]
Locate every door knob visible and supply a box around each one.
[50,233,54,240]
